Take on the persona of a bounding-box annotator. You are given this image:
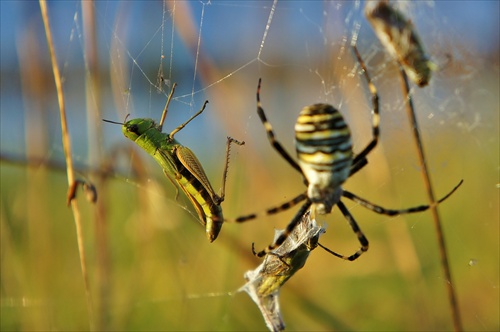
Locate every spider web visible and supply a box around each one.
[0,1,498,331]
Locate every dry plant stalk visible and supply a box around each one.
[365,1,462,330]
[39,0,95,329]
[398,69,462,331]
[81,2,113,329]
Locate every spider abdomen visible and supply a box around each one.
[295,104,353,213]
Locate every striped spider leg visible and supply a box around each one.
[237,46,462,260]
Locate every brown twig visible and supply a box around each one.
[39,0,95,329]
[399,68,462,331]
[82,1,112,329]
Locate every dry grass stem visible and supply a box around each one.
[39,0,95,329]
[399,68,463,332]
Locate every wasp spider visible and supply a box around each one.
[237,46,462,260]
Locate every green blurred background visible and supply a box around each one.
[1,1,498,331]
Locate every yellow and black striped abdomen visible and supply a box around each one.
[295,104,353,212]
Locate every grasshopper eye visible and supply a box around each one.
[128,124,139,134]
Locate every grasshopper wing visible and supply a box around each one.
[176,145,218,201]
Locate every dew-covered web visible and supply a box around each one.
[1,1,498,331]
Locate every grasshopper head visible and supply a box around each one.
[122,118,157,141]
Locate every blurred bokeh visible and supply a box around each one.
[1,1,498,331]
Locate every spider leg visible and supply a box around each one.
[252,199,313,258]
[229,192,307,223]
[349,156,368,177]
[256,78,302,174]
[341,179,463,216]
[351,46,380,167]
[317,200,369,261]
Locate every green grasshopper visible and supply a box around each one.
[104,84,244,242]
